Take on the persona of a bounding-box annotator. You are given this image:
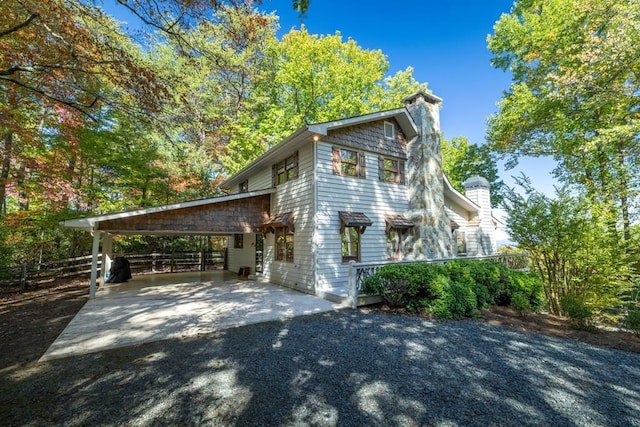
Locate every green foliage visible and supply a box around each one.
[362,260,544,320]
[441,136,505,207]
[502,176,631,316]
[623,309,640,337]
[487,0,639,246]
[510,292,531,315]
[560,294,595,331]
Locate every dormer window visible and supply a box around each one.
[384,121,395,139]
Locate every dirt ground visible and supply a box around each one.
[1,281,639,373]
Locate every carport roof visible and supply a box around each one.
[61,188,275,233]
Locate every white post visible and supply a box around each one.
[348,261,357,309]
[100,233,113,287]
[89,230,101,299]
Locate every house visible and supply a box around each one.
[62,91,500,302]
[220,91,499,299]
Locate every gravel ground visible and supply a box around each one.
[1,309,639,426]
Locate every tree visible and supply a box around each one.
[502,176,630,316]
[487,0,640,241]
[441,136,504,207]
[223,27,428,172]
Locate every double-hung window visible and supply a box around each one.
[333,147,366,178]
[272,152,298,187]
[275,228,294,262]
[378,157,405,184]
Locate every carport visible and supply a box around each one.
[61,189,274,298]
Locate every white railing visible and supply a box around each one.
[347,253,529,308]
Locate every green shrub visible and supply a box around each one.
[445,281,477,319]
[510,291,531,315]
[560,294,595,330]
[623,309,640,337]
[361,260,544,319]
[506,270,545,312]
[466,260,509,305]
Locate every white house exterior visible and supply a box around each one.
[221,91,500,299]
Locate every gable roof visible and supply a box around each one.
[221,108,418,190]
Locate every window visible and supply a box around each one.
[386,229,401,260]
[385,215,414,260]
[272,152,298,187]
[384,121,395,139]
[454,230,467,255]
[239,180,248,193]
[342,227,360,262]
[332,147,366,178]
[378,157,405,184]
[234,234,243,249]
[275,227,294,262]
[339,211,373,263]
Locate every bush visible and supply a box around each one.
[360,263,447,308]
[506,270,545,311]
[362,260,544,320]
[510,291,531,315]
[560,294,595,330]
[623,309,640,337]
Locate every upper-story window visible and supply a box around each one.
[272,152,298,187]
[384,121,395,139]
[332,147,366,178]
[378,157,406,184]
[239,180,248,193]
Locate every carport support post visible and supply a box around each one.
[89,229,101,299]
[100,233,113,287]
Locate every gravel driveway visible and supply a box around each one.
[2,310,639,426]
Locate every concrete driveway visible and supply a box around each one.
[40,271,342,361]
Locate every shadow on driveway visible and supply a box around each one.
[2,310,639,426]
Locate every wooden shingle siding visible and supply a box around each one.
[326,118,407,159]
[97,195,271,234]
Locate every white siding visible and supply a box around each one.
[227,233,257,274]
[260,142,316,293]
[315,141,408,291]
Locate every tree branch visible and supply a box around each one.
[0,76,98,122]
[0,12,40,38]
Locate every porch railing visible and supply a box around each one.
[347,253,529,308]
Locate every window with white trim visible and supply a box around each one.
[384,121,395,139]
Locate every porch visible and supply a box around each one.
[40,270,342,361]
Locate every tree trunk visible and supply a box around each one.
[0,131,12,215]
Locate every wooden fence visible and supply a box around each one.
[0,251,227,290]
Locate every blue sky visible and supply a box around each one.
[264,0,557,196]
[104,0,557,196]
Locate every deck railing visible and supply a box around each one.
[347,253,529,308]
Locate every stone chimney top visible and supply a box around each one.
[463,175,490,190]
[403,90,443,106]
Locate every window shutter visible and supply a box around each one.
[272,164,277,187]
[378,156,384,181]
[358,152,366,178]
[293,152,299,179]
[332,147,340,175]
[399,160,406,184]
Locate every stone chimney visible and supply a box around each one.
[463,176,495,255]
[403,91,454,259]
